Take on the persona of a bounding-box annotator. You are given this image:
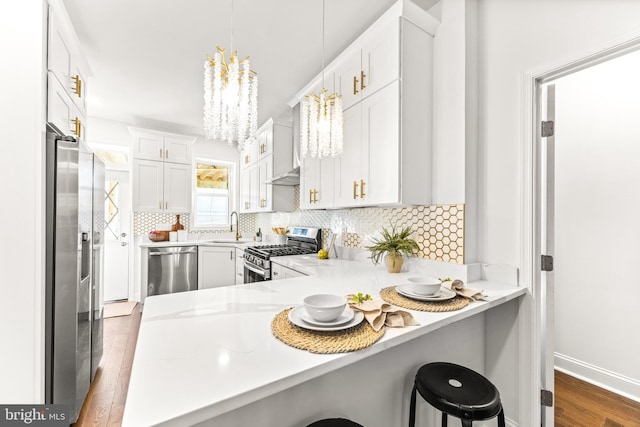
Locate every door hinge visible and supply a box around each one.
[541,255,554,272]
[541,389,554,407]
[541,120,554,137]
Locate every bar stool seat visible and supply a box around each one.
[307,418,363,427]
[409,362,505,427]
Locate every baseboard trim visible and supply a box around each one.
[555,352,640,403]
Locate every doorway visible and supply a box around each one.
[104,170,131,301]
[91,144,131,302]
[534,45,640,426]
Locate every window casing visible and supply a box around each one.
[192,159,236,229]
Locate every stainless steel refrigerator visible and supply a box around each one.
[45,123,104,422]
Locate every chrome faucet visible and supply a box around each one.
[230,211,241,241]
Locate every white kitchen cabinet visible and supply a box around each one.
[235,248,245,285]
[132,160,191,213]
[271,263,306,280]
[257,158,271,211]
[297,8,436,209]
[130,128,193,164]
[240,137,258,169]
[238,118,295,213]
[198,246,236,289]
[47,72,86,144]
[335,81,400,207]
[239,166,259,213]
[300,155,335,209]
[130,128,195,213]
[48,5,90,118]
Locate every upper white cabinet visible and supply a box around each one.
[47,2,90,138]
[300,156,335,209]
[130,128,195,213]
[334,19,398,111]
[131,129,192,164]
[295,0,439,209]
[239,119,295,213]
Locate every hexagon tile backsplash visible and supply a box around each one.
[134,189,464,264]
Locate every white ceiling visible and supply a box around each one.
[63,0,437,136]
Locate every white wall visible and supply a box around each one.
[553,51,640,400]
[0,0,47,403]
[475,1,640,422]
[476,0,640,269]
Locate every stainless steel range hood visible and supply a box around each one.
[266,103,301,186]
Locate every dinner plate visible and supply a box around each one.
[396,285,457,301]
[299,307,355,327]
[288,306,364,331]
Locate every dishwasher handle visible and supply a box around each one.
[149,248,197,255]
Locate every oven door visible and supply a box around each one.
[244,260,270,283]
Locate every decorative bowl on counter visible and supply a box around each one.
[148,231,169,242]
[303,294,347,322]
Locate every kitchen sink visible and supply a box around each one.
[201,238,254,244]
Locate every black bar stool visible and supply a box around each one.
[307,418,364,427]
[409,362,506,427]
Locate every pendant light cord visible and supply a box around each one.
[230,0,234,52]
[321,0,325,90]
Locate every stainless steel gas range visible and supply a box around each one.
[243,226,322,283]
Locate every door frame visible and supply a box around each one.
[519,34,640,426]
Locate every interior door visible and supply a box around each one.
[540,83,556,426]
[104,170,130,301]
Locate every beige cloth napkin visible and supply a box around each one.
[347,297,418,332]
[443,279,487,301]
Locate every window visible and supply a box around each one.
[192,159,235,228]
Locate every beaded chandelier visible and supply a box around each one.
[300,0,343,158]
[203,1,258,150]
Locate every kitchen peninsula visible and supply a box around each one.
[122,258,525,427]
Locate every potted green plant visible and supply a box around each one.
[366,223,420,273]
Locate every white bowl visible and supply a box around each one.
[407,276,441,296]
[303,294,347,322]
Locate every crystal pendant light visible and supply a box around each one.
[203,0,258,150]
[300,0,343,158]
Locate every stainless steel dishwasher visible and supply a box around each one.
[147,246,198,296]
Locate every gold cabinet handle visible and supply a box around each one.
[313,189,318,204]
[159,201,162,209]
[360,179,366,198]
[353,181,358,199]
[353,76,359,95]
[71,117,81,137]
[165,149,169,159]
[72,75,82,97]
[165,201,168,209]
[159,149,163,159]
[245,155,249,164]
[309,189,313,204]
[360,71,366,91]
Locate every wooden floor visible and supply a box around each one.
[555,370,640,427]
[73,306,640,427]
[73,303,142,427]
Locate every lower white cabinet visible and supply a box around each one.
[198,246,236,289]
[271,263,306,280]
[235,248,245,285]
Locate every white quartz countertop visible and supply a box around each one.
[139,239,255,248]
[122,260,526,427]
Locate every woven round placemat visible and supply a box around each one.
[380,286,470,312]
[271,308,384,354]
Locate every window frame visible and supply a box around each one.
[190,157,236,230]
